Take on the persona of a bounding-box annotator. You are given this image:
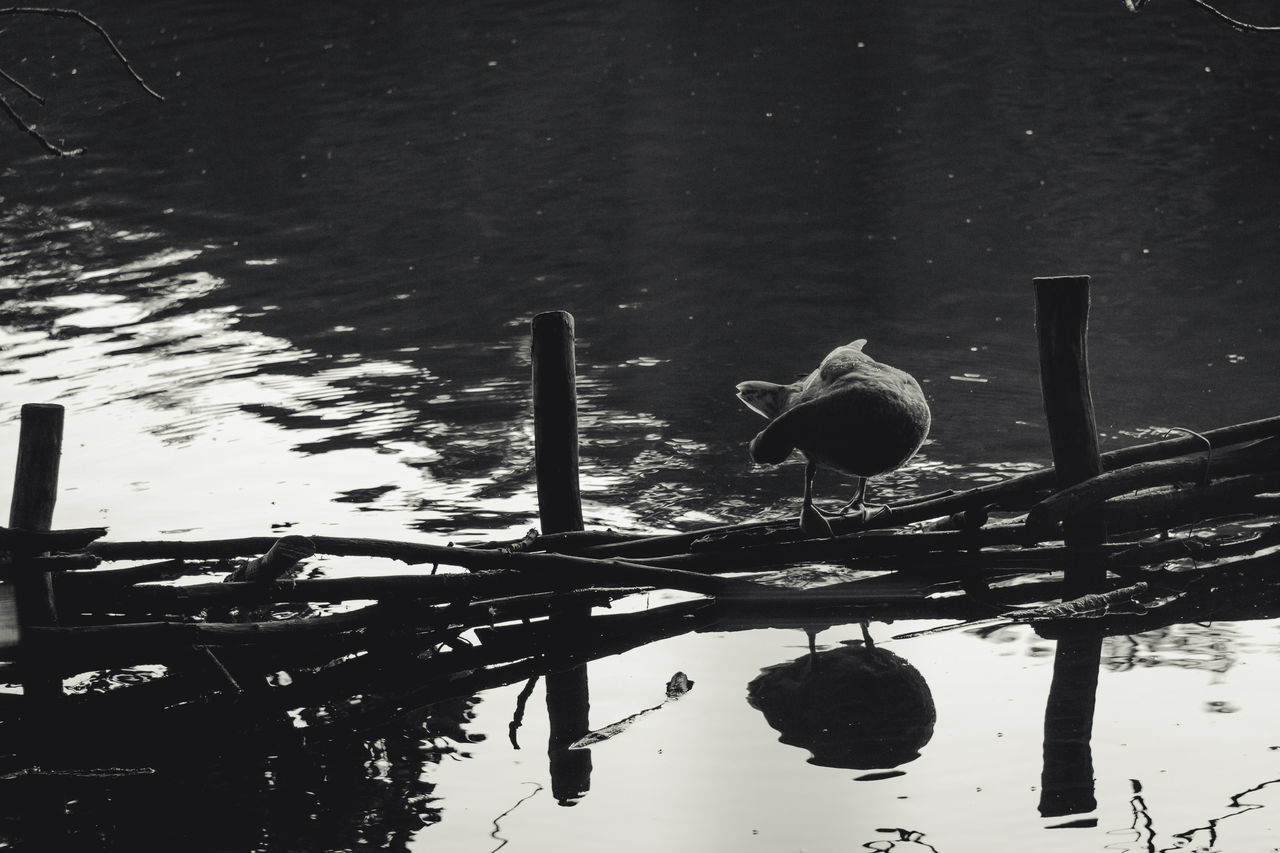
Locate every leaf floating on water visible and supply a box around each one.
[665,671,694,699]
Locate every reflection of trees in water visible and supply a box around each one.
[966,621,1238,676]
[1101,624,1237,674]
[1121,775,1280,851]
[0,695,481,852]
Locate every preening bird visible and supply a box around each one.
[736,339,930,536]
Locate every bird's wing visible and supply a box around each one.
[747,401,816,464]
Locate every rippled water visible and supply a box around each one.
[3,1,1280,850]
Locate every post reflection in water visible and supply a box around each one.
[545,663,592,806]
[1039,626,1105,821]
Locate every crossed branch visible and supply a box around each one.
[1,6,163,157]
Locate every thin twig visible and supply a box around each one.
[0,66,45,103]
[0,91,82,155]
[1185,0,1280,31]
[0,7,165,100]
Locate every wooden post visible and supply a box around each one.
[8,403,65,704]
[1034,276,1107,594]
[532,311,584,535]
[531,312,592,801]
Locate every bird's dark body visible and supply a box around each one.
[737,340,931,478]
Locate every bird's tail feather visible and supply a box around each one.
[735,381,791,419]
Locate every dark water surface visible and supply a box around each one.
[3,1,1280,850]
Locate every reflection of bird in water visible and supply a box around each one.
[736,339,930,537]
[746,637,935,770]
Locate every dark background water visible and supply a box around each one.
[6,0,1280,537]
[3,1,1280,850]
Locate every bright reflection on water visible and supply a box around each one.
[3,0,1280,849]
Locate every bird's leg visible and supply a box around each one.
[799,460,834,538]
[837,476,891,526]
[859,620,876,648]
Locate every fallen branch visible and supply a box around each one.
[88,535,765,597]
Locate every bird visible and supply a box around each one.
[736,339,930,537]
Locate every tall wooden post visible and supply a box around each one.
[9,403,65,704]
[1034,276,1107,595]
[530,311,591,803]
[532,311,584,535]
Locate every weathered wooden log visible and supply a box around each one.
[0,526,107,551]
[22,585,654,678]
[60,562,676,621]
[55,559,188,589]
[643,526,1036,573]
[89,535,763,597]
[0,553,101,573]
[224,535,315,583]
[1027,436,1280,533]
[1085,473,1280,533]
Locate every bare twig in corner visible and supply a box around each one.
[0,6,164,156]
[1,7,165,99]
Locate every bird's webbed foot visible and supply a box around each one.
[835,477,890,528]
[836,500,892,527]
[800,501,835,538]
